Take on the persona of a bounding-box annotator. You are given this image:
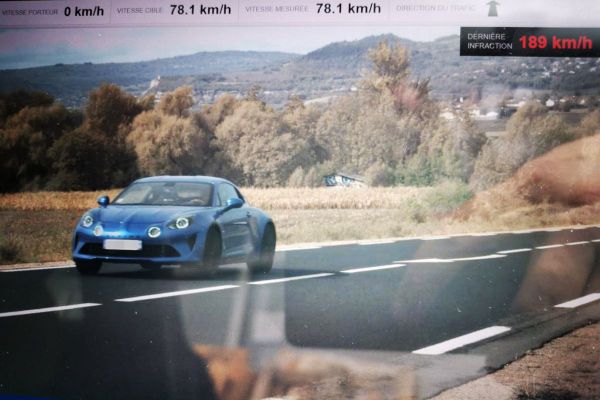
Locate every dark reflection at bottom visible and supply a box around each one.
[0,274,217,400]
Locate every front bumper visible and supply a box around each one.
[72,226,203,265]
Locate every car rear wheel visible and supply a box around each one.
[248,224,276,274]
[75,259,102,275]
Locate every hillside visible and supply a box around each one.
[2,34,600,108]
[456,133,600,226]
[0,51,299,107]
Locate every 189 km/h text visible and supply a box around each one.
[519,35,593,50]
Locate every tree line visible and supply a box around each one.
[1,41,599,193]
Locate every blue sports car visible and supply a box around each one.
[72,176,276,275]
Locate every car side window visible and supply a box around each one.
[217,184,242,206]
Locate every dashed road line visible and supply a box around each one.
[0,303,101,318]
[114,285,239,302]
[566,241,590,246]
[412,326,512,355]
[341,264,406,274]
[554,293,600,309]
[276,245,322,252]
[394,254,506,264]
[535,244,565,250]
[497,248,532,254]
[249,273,334,285]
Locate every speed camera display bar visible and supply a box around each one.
[2,1,600,28]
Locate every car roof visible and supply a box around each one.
[133,175,237,186]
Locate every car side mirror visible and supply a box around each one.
[216,197,243,217]
[97,195,110,208]
[224,197,243,211]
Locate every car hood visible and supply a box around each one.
[95,205,214,225]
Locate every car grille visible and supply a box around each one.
[80,243,180,258]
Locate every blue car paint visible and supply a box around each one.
[72,176,274,267]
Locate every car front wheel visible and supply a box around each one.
[201,228,222,276]
[75,259,102,275]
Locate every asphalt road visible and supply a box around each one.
[1,226,600,399]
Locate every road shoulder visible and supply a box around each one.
[431,322,600,400]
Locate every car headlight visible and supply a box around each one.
[148,226,161,238]
[168,217,192,230]
[82,215,94,228]
[93,225,103,237]
[176,217,190,229]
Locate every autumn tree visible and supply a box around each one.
[200,94,241,132]
[128,110,211,176]
[214,100,313,186]
[157,86,194,118]
[85,83,143,137]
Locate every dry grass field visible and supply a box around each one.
[0,182,473,264]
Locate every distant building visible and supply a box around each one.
[324,173,366,187]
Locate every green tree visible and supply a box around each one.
[0,103,82,192]
[470,102,573,191]
[0,90,54,127]
[48,128,116,190]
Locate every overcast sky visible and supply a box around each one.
[0,26,459,69]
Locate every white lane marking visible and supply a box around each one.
[554,293,600,309]
[591,239,600,243]
[1,265,75,273]
[358,240,397,246]
[114,285,238,302]
[412,326,511,355]
[394,254,506,264]
[276,245,322,252]
[566,241,590,246]
[497,248,532,254]
[249,273,334,285]
[467,232,499,237]
[394,258,450,263]
[0,303,101,318]
[341,264,406,274]
[535,244,565,250]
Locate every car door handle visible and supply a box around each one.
[246,212,251,218]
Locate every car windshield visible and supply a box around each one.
[113,182,213,207]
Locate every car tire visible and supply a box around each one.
[248,224,276,274]
[75,259,102,275]
[201,228,222,276]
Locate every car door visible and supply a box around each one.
[216,183,253,258]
